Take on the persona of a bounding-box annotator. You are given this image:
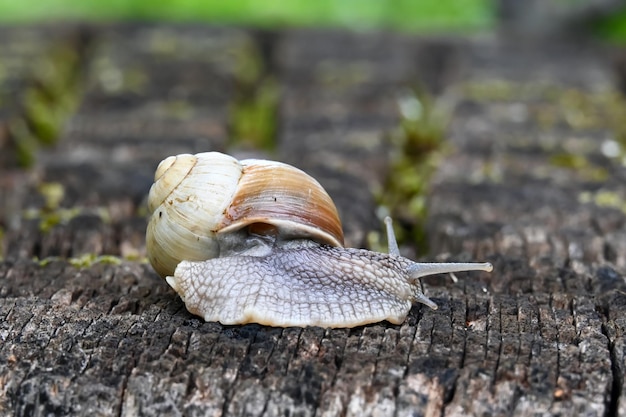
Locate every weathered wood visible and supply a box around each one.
[1,24,626,417]
[0,25,89,170]
[427,38,626,416]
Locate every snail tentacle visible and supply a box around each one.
[384,215,492,311]
[384,216,401,256]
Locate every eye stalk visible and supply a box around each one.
[384,216,493,310]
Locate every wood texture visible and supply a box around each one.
[1,24,625,417]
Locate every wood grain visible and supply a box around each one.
[1,25,625,416]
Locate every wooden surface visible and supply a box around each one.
[1,24,626,416]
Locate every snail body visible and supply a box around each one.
[146,152,493,328]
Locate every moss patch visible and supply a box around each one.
[579,189,626,214]
[463,80,626,181]
[549,153,609,182]
[462,80,626,138]
[36,254,125,268]
[23,206,111,234]
[229,37,278,152]
[6,35,88,167]
[378,87,447,252]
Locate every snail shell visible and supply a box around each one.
[146,152,493,328]
[146,152,344,277]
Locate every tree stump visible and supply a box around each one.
[1,24,625,416]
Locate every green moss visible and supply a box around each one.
[38,182,65,211]
[549,153,609,182]
[25,46,82,143]
[21,182,117,234]
[36,256,61,267]
[23,207,80,233]
[594,9,626,43]
[23,206,112,234]
[7,41,85,167]
[37,211,64,233]
[8,118,39,167]
[20,182,70,232]
[37,253,148,268]
[230,77,278,151]
[378,87,447,251]
[229,38,278,151]
[579,190,626,214]
[464,80,626,183]
[463,81,626,136]
[69,254,122,268]
[23,88,61,143]
[37,254,124,268]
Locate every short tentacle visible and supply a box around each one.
[413,291,439,310]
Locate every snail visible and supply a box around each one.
[146,151,493,328]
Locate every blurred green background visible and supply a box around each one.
[2,0,626,40]
[0,0,494,32]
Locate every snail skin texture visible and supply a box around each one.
[146,152,493,328]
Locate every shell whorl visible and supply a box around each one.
[219,159,344,247]
[146,152,344,277]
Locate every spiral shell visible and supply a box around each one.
[146,152,344,277]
